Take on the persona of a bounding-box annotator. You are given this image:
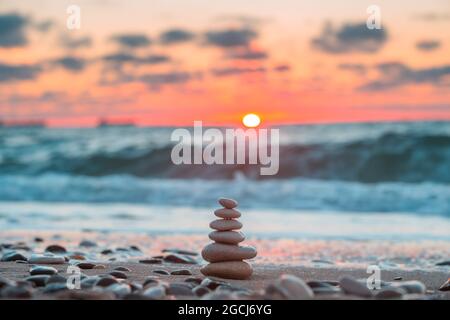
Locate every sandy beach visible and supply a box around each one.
[1,230,449,300]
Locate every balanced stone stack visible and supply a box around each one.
[200,198,257,280]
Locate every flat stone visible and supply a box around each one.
[30,265,58,275]
[45,245,67,254]
[375,287,406,299]
[171,269,192,275]
[209,231,245,245]
[69,254,86,260]
[184,277,203,285]
[201,243,256,262]
[143,276,160,287]
[101,249,114,255]
[43,283,69,294]
[143,285,166,300]
[266,275,314,300]
[166,283,195,296]
[218,198,238,209]
[15,260,28,264]
[79,240,97,247]
[109,271,127,279]
[80,276,99,289]
[339,276,373,298]
[214,208,241,219]
[200,261,253,280]
[210,219,242,231]
[34,237,44,242]
[28,253,65,264]
[130,245,141,251]
[312,287,341,295]
[1,251,27,262]
[307,280,337,289]
[193,285,210,297]
[76,262,96,269]
[162,248,198,256]
[392,280,426,294]
[439,279,450,291]
[139,258,162,264]
[153,269,170,275]
[435,260,450,266]
[26,275,51,287]
[114,266,131,272]
[104,283,132,297]
[95,276,118,287]
[164,253,198,264]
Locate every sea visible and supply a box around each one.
[1,121,449,241]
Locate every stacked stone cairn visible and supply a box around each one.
[200,198,257,280]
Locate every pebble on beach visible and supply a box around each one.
[201,243,257,263]
[339,276,373,298]
[201,261,253,280]
[28,253,65,265]
[29,265,58,275]
[266,274,314,300]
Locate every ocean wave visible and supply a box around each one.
[1,130,450,183]
[0,174,448,215]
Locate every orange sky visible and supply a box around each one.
[0,0,449,127]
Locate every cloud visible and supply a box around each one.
[138,71,201,88]
[359,62,450,91]
[273,64,290,72]
[52,56,86,72]
[312,22,387,54]
[211,67,266,77]
[102,53,170,65]
[34,19,53,32]
[0,62,41,82]
[0,13,29,47]
[204,28,257,48]
[1,91,65,104]
[416,40,441,51]
[415,13,450,21]
[60,35,92,49]
[159,29,195,44]
[227,50,268,60]
[111,34,151,48]
[338,63,367,74]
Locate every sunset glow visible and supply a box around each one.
[242,113,261,128]
[0,0,448,127]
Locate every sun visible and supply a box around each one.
[242,113,261,128]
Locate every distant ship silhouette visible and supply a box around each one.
[97,118,135,128]
[0,119,46,128]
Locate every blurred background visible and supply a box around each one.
[0,1,449,241]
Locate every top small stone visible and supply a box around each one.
[218,198,238,209]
